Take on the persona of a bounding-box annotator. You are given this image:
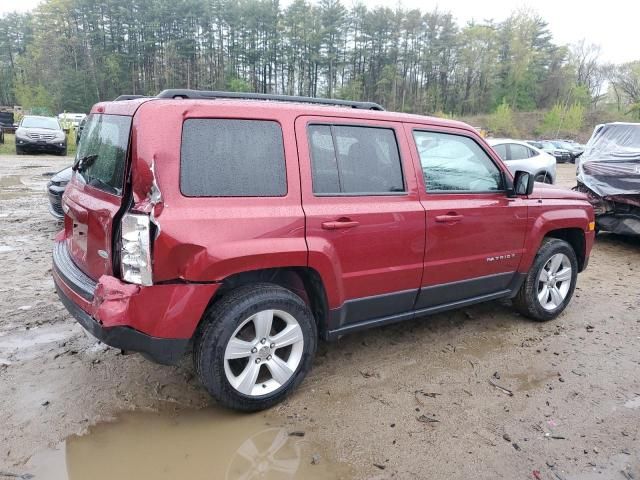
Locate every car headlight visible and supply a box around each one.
[120,213,153,286]
[55,132,66,141]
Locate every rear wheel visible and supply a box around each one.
[195,283,317,411]
[514,238,578,321]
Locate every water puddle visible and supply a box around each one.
[0,174,47,199]
[506,369,558,391]
[26,407,353,480]
[0,325,77,361]
[0,175,25,199]
[624,396,640,409]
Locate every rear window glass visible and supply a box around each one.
[75,114,132,195]
[509,143,532,160]
[181,119,286,197]
[308,124,404,195]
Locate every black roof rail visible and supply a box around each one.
[155,89,385,111]
[113,95,146,101]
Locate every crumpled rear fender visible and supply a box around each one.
[91,275,219,339]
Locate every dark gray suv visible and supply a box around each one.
[15,115,67,156]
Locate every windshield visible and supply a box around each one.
[21,117,60,130]
[75,114,131,195]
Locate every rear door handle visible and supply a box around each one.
[435,213,464,223]
[321,219,360,230]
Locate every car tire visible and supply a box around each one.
[59,148,67,156]
[535,173,553,184]
[513,238,578,321]
[16,147,24,155]
[194,283,317,411]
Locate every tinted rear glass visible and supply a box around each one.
[181,119,287,197]
[75,114,131,195]
[308,124,404,195]
[509,143,531,160]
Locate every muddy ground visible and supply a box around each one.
[0,156,638,480]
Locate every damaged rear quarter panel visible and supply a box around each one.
[129,101,308,283]
[92,275,219,338]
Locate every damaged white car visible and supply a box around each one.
[576,122,640,236]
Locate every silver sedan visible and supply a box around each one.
[487,138,557,184]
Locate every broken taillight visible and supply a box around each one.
[120,213,152,286]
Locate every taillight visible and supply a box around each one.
[120,213,152,286]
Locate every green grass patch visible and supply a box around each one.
[0,132,77,156]
[0,133,15,155]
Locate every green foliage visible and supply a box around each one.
[627,103,640,120]
[0,134,15,155]
[336,78,363,101]
[487,101,518,137]
[539,102,585,136]
[226,77,252,93]
[14,83,55,115]
[539,104,562,134]
[0,0,606,118]
[569,85,591,107]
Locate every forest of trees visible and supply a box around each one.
[0,0,638,121]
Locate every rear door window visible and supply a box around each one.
[75,114,132,195]
[509,143,532,160]
[308,124,404,195]
[181,119,286,197]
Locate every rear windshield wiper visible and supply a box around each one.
[73,154,98,173]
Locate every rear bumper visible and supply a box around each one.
[52,240,219,365]
[55,283,188,365]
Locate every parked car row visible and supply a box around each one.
[487,139,557,184]
[527,140,585,163]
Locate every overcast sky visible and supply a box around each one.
[1,0,638,64]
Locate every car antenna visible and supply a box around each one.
[538,170,548,203]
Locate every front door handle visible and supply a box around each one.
[435,213,464,224]
[322,218,360,230]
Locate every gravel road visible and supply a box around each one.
[0,156,638,480]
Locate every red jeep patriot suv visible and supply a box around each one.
[53,90,595,411]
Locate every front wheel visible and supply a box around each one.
[195,283,317,411]
[513,238,578,321]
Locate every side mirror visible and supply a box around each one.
[512,170,534,196]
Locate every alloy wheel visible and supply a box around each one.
[536,253,572,311]
[224,309,304,396]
